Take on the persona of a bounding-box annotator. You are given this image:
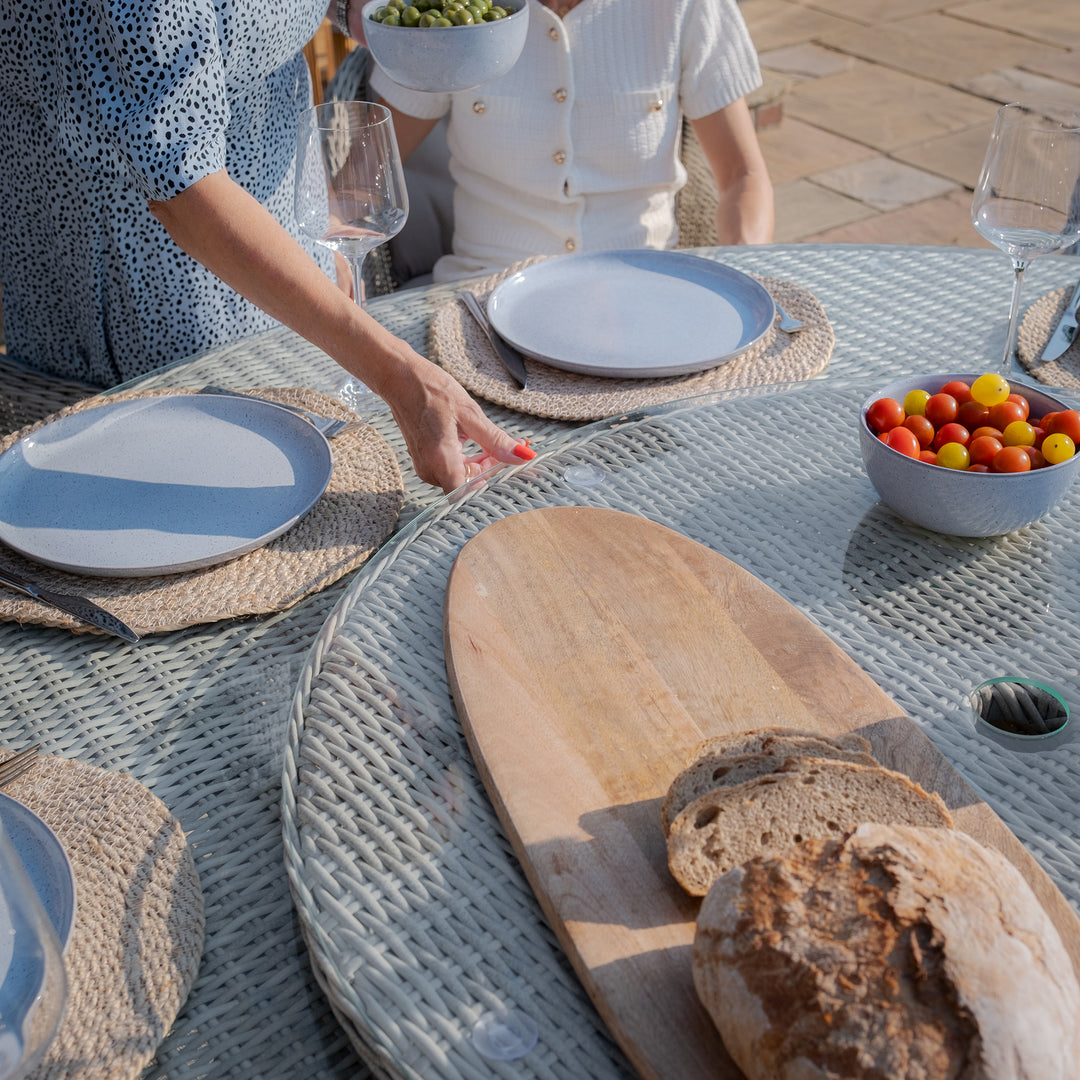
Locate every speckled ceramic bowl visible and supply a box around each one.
[859,372,1080,536]
[362,0,529,93]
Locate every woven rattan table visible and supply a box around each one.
[3,245,1079,1080]
[273,246,1080,1080]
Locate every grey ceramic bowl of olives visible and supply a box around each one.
[363,0,529,93]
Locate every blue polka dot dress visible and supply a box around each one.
[0,0,334,387]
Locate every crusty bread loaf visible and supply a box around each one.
[666,757,952,896]
[661,736,877,836]
[693,823,1080,1080]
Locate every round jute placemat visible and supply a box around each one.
[1018,284,1080,387]
[430,260,834,422]
[0,388,404,636]
[1,752,203,1080]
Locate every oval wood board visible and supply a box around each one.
[443,506,1080,1080]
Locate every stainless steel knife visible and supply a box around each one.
[0,567,140,642]
[1041,275,1080,361]
[460,291,530,390]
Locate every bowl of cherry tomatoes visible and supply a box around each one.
[860,372,1080,536]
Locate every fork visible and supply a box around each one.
[0,745,40,789]
[197,386,364,438]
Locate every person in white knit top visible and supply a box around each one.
[357,0,774,282]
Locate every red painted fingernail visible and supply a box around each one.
[512,441,536,461]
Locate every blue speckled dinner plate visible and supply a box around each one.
[0,394,334,576]
[487,249,776,378]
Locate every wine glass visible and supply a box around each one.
[295,100,409,405]
[971,100,1080,376]
[0,819,66,1080]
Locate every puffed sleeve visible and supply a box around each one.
[58,0,229,200]
[679,0,762,120]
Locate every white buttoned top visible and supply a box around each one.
[368,0,762,282]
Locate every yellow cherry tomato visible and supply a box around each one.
[903,389,931,417]
[935,442,971,470]
[1042,433,1076,465]
[970,373,1010,407]
[1002,420,1036,447]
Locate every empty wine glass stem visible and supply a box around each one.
[1000,258,1028,377]
[348,255,366,308]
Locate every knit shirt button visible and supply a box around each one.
[553,150,566,164]
[565,238,576,251]
[554,88,567,103]
[472,100,486,114]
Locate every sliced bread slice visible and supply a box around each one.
[666,757,953,897]
[684,726,873,762]
[661,741,878,836]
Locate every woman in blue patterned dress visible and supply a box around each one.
[0,0,528,492]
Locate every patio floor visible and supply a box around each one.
[743,0,1080,246]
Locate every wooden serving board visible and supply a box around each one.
[443,507,1080,1080]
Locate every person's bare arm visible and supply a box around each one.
[149,168,530,490]
[689,98,774,245]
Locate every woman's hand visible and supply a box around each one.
[367,345,535,492]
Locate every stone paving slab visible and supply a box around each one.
[949,0,1080,49]
[784,64,996,151]
[756,117,878,186]
[772,178,877,242]
[816,13,1050,83]
[739,0,861,53]
[811,157,958,212]
[890,123,996,187]
[802,189,991,247]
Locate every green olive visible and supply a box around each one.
[370,0,514,24]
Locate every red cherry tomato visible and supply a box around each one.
[970,425,1004,442]
[957,400,990,430]
[1047,410,1080,444]
[968,463,990,472]
[933,422,970,450]
[902,414,936,449]
[1039,411,1059,434]
[924,393,958,427]
[988,400,1026,430]
[1022,446,1047,469]
[992,446,1032,473]
[940,380,972,404]
[918,449,937,465]
[969,435,1004,467]
[885,426,921,457]
[1006,392,1030,421]
[866,397,905,434]
[1031,425,1048,448]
